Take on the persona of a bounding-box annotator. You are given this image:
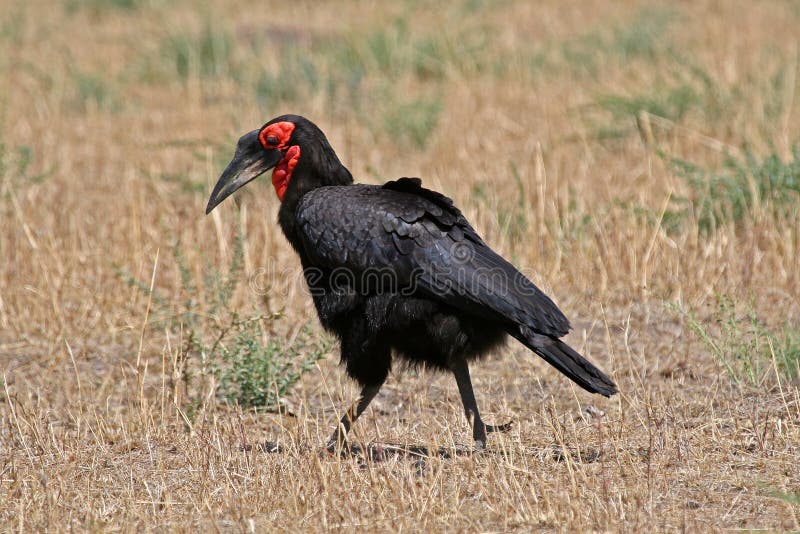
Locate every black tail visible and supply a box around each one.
[512,326,618,397]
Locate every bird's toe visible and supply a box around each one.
[486,420,514,433]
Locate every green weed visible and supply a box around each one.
[664,146,800,232]
[673,296,800,387]
[585,78,707,142]
[72,71,116,111]
[156,172,206,194]
[598,84,698,123]
[118,226,330,411]
[382,96,442,148]
[64,0,140,15]
[0,137,46,188]
[250,17,472,137]
[255,48,319,104]
[612,7,674,60]
[0,6,27,43]
[216,323,329,409]
[558,7,676,76]
[769,489,800,506]
[160,25,234,81]
[497,162,530,244]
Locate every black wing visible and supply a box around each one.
[296,177,570,338]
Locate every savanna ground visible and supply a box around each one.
[2,0,800,531]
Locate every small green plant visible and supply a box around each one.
[156,172,206,194]
[611,7,675,60]
[382,96,442,148]
[247,15,473,122]
[664,145,800,232]
[0,7,26,43]
[161,25,234,81]
[672,296,800,387]
[72,71,116,111]
[769,489,800,506]
[558,7,676,76]
[64,0,140,15]
[255,48,320,104]
[0,139,45,188]
[216,322,328,409]
[585,80,705,142]
[597,84,698,123]
[119,226,330,411]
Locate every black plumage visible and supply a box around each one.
[206,114,617,450]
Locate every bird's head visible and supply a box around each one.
[205,114,350,214]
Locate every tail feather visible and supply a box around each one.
[513,327,618,397]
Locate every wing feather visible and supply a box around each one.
[296,178,570,337]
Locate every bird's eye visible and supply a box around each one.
[266,135,279,146]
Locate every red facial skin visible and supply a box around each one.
[271,145,300,201]
[259,121,300,201]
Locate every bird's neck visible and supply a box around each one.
[277,150,353,253]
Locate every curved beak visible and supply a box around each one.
[205,130,283,214]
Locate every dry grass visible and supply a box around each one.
[2,0,800,531]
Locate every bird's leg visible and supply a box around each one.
[451,359,489,450]
[327,383,382,453]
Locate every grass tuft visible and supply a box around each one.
[559,7,676,76]
[160,25,234,81]
[382,96,442,148]
[255,48,319,104]
[72,70,117,111]
[674,296,800,387]
[64,0,140,15]
[598,84,698,124]
[664,146,800,232]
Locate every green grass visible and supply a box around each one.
[586,83,702,142]
[118,226,329,412]
[496,162,530,245]
[324,17,452,80]
[0,6,27,44]
[254,44,321,105]
[612,7,675,60]
[382,95,442,148]
[589,52,796,144]
[585,62,715,141]
[674,296,800,387]
[156,172,207,194]
[769,490,800,506]
[0,136,45,188]
[72,70,117,111]
[598,84,698,124]
[64,0,140,15]
[156,24,235,82]
[665,145,800,232]
[216,323,330,410]
[557,7,677,76]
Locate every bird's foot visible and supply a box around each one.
[486,420,514,433]
[326,438,347,454]
[326,435,362,457]
[473,439,486,452]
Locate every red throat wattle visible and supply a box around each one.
[272,145,300,201]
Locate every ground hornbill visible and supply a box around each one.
[206,114,617,450]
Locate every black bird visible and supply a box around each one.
[206,115,617,450]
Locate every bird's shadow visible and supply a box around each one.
[252,440,601,471]
[257,440,473,460]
